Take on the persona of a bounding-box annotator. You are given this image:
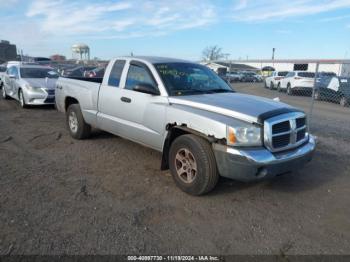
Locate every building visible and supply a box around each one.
[0,40,17,63]
[50,54,66,61]
[201,61,260,73]
[219,59,350,77]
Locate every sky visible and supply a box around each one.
[1,0,350,61]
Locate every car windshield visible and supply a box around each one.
[155,63,234,96]
[298,72,315,78]
[20,68,59,78]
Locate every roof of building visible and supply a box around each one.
[116,56,191,64]
[227,59,350,64]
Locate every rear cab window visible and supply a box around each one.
[108,60,126,87]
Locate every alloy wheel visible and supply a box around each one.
[68,111,79,133]
[174,148,197,184]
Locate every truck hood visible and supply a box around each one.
[168,93,296,124]
[24,78,58,90]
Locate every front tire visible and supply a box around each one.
[2,86,9,99]
[169,134,219,196]
[66,104,91,139]
[269,82,274,90]
[19,89,27,108]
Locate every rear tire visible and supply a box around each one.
[169,134,219,196]
[287,84,293,96]
[66,104,91,139]
[269,82,274,90]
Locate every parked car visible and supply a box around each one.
[55,56,315,195]
[315,76,350,107]
[0,65,6,89]
[225,72,243,82]
[278,71,315,95]
[62,66,96,77]
[86,67,105,78]
[241,72,263,82]
[2,65,59,107]
[264,71,289,90]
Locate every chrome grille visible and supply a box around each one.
[264,112,308,152]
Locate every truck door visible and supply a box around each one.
[97,60,166,151]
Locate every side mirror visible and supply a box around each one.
[9,74,16,79]
[133,83,160,95]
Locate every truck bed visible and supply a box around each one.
[65,76,103,83]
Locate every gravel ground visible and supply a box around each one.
[0,83,349,255]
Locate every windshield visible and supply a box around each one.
[20,68,59,78]
[154,63,234,96]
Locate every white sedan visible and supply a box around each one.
[2,65,58,108]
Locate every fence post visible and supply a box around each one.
[309,62,320,132]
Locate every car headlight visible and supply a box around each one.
[25,84,43,92]
[227,125,262,146]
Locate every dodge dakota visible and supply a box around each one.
[55,56,316,195]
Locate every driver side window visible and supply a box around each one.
[125,63,157,91]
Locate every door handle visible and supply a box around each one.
[121,97,131,103]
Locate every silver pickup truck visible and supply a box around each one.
[55,56,316,195]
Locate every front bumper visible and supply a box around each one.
[213,135,316,182]
[24,89,55,105]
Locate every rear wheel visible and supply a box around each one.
[19,89,27,108]
[2,86,9,99]
[66,104,91,139]
[287,84,293,96]
[269,82,274,90]
[340,96,349,107]
[169,134,219,196]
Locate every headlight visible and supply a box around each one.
[227,125,262,146]
[25,84,43,92]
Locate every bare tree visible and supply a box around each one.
[202,45,225,61]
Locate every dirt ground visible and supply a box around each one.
[0,83,349,255]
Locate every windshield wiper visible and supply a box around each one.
[206,89,235,93]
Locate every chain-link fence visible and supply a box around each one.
[209,60,350,139]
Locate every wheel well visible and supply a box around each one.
[160,125,220,170]
[65,97,79,111]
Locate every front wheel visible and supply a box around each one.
[169,134,219,196]
[2,86,9,99]
[287,84,293,96]
[19,89,27,108]
[66,104,91,139]
[269,82,274,90]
